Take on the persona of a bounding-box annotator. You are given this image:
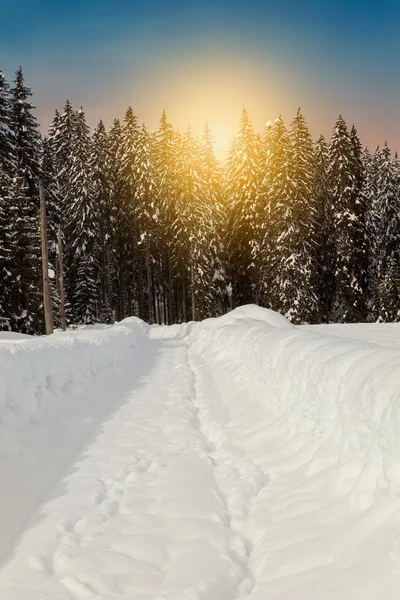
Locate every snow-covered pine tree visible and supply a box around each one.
[108,118,130,321]
[134,123,157,322]
[65,108,99,324]
[0,69,16,177]
[313,135,333,322]
[6,171,42,333]
[153,111,177,323]
[91,120,114,323]
[328,116,367,322]
[52,101,77,206]
[362,147,380,319]
[0,166,11,330]
[120,106,141,316]
[174,126,215,320]
[0,69,16,329]
[11,67,41,204]
[349,124,368,314]
[377,255,400,322]
[200,122,226,316]
[274,107,319,324]
[226,107,260,307]
[258,115,292,310]
[41,137,61,324]
[372,143,400,320]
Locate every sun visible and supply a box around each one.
[212,128,233,161]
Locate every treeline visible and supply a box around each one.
[0,67,399,333]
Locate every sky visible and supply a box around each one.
[2,0,400,158]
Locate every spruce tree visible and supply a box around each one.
[258,116,292,310]
[91,120,113,323]
[154,111,177,323]
[52,100,76,206]
[377,255,400,322]
[314,135,333,322]
[134,123,157,322]
[41,137,61,324]
[362,147,380,319]
[226,107,260,307]
[328,116,367,322]
[65,108,99,324]
[174,126,215,320]
[0,69,15,329]
[372,143,400,320]
[6,171,42,333]
[0,69,16,176]
[108,118,129,321]
[0,169,11,330]
[11,67,41,203]
[200,123,226,315]
[275,108,319,323]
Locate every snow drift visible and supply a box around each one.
[186,306,400,598]
[0,306,400,599]
[0,318,146,563]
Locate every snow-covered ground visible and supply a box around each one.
[0,307,400,599]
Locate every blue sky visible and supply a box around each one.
[2,0,400,156]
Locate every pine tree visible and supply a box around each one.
[377,255,400,322]
[11,67,41,203]
[258,116,292,310]
[314,135,333,322]
[200,123,226,315]
[0,69,16,177]
[134,123,157,322]
[6,171,42,333]
[108,118,129,321]
[65,108,99,324]
[372,143,400,320]
[154,110,177,323]
[41,137,61,324]
[120,106,141,316]
[362,147,380,319]
[328,116,367,322]
[91,120,113,323]
[274,108,319,323]
[174,126,215,320]
[0,168,11,330]
[0,69,15,329]
[52,100,76,205]
[226,108,260,307]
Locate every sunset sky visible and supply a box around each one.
[2,0,400,158]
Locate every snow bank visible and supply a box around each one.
[0,318,147,562]
[0,318,146,457]
[190,310,400,500]
[185,307,400,598]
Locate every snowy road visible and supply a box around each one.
[1,308,400,598]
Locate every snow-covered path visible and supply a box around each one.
[1,308,400,599]
[0,334,268,599]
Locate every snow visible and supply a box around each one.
[0,306,400,598]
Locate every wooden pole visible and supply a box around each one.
[39,178,54,335]
[57,224,67,331]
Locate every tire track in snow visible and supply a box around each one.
[187,347,269,599]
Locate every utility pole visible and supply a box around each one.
[39,178,54,335]
[57,224,67,331]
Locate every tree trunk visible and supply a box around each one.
[182,281,187,323]
[39,179,54,335]
[57,224,67,331]
[190,259,196,321]
[146,245,153,323]
[167,250,174,324]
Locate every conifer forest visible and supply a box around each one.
[1,66,399,333]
